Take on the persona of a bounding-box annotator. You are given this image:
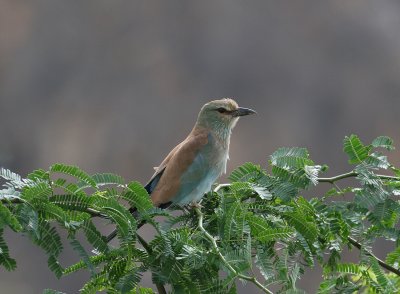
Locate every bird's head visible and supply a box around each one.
[196,98,256,135]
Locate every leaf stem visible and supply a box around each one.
[194,207,273,294]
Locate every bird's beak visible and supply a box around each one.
[232,107,257,117]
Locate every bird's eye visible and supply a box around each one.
[216,107,227,113]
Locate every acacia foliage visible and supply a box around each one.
[1,134,400,293]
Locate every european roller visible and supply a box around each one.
[107,98,255,241]
[146,98,255,208]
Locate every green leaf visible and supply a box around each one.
[48,255,63,278]
[318,279,336,294]
[223,202,244,242]
[93,197,136,241]
[27,169,50,181]
[365,152,390,169]
[0,202,22,232]
[372,136,395,151]
[229,162,263,182]
[334,263,362,275]
[354,186,387,208]
[92,173,125,186]
[63,249,126,275]
[0,187,21,201]
[49,194,92,212]
[82,220,109,253]
[270,147,313,169]
[343,134,371,164]
[80,272,108,294]
[284,211,318,243]
[370,257,394,291]
[271,180,298,201]
[115,269,142,293]
[69,237,95,276]
[0,229,17,271]
[304,165,322,185]
[32,220,63,257]
[50,164,96,188]
[247,215,293,242]
[270,148,318,189]
[255,247,275,281]
[0,167,33,188]
[21,182,52,201]
[386,246,400,267]
[121,181,153,213]
[250,183,273,200]
[368,199,398,225]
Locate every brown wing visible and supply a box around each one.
[147,129,209,207]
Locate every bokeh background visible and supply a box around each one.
[1,1,400,293]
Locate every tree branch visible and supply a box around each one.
[317,171,399,184]
[136,233,167,294]
[194,207,273,294]
[348,236,400,276]
[317,173,400,277]
[317,171,358,183]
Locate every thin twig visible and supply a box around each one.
[194,207,273,294]
[213,183,231,193]
[317,171,399,184]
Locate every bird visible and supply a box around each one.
[107,98,255,242]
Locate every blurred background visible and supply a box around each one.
[1,0,400,293]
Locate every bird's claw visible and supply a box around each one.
[190,202,203,209]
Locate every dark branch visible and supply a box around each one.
[136,234,167,294]
[348,236,400,276]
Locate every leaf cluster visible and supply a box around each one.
[0,134,400,293]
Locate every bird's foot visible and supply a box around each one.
[189,201,203,209]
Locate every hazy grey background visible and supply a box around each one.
[1,1,400,293]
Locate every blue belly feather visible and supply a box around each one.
[172,134,225,205]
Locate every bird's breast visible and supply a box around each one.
[206,132,230,174]
[171,133,229,205]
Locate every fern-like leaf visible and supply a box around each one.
[386,246,400,268]
[270,147,313,169]
[82,220,109,253]
[115,268,142,293]
[0,167,33,188]
[33,220,63,257]
[229,162,263,182]
[334,263,363,275]
[50,164,96,188]
[121,181,153,213]
[0,202,22,232]
[343,135,371,164]
[69,237,95,276]
[372,136,395,151]
[48,255,63,278]
[247,214,293,242]
[284,211,318,243]
[0,229,17,270]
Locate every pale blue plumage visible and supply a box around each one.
[172,133,223,205]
